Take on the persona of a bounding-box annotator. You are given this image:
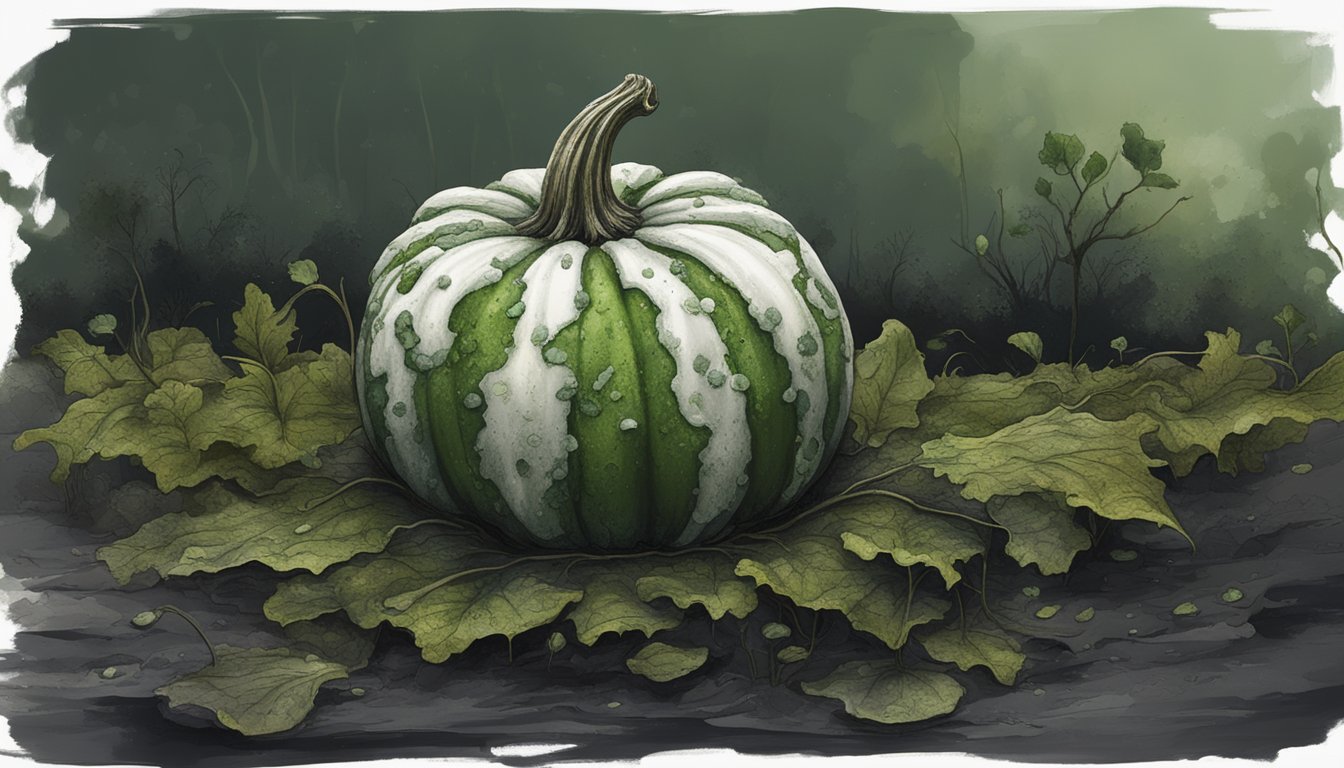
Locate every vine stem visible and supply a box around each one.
[1131,349,1299,387]
[754,487,1006,538]
[276,281,358,357]
[152,605,218,666]
[298,475,413,511]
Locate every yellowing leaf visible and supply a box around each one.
[1007,331,1043,364]
[987,494,1091,576]
[830,496,985,588]
[634,554,758,620]
[918,624,1025,685]
[13,383,151,482]
[568,568,682,646]
[264,528,581,663]
[918,407,1188,541]
[96,477,426,584]
[735,518,948,650]
[200,344,359,469]
[233,283,299,372]
[155,645,348,736]
[850,319,935,448]
[146,327,233,384]
[282,614,378,671]
[801,661,964,724]
[625,642,708,682]
[32,329,142,396]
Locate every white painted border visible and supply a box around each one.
[2,1,1342,767]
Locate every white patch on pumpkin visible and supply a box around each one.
[371,208,514,279]
[487,168,546,206]
[412,186,536,225]
[637,171,762,207]
[797,234,855,463]
[610,162,664,201]
[634,223,829,505]
[640,196,795,245]
[365,235,542,511]
[475,241,589,542]
[604,238,752,545]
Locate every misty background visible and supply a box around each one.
[2,8,1340,371]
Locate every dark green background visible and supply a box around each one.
[5,9,1340,369]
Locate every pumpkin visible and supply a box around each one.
[356,74,853,551]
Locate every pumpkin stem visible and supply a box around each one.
[516,73,658,244]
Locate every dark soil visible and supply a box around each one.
[3,357,1344,766]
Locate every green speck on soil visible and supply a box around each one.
[1075,607,1095,622]
[1221,588,1245,603]
[1291,463,1313,474]
[1022,586,1040,598]
[1035,604,1060,619]
[1110,549,1139,562]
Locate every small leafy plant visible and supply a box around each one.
[13,262,1344,735]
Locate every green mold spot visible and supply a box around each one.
[397,262,426,294]
[394,311,420,351]
[574,290,591,310]
[761,307,783,331]
[693,355,711,375]
[706,369,726,388]
[729,373,751,392]
[544,347,569,365]
[797,332,819,356]
[392,401,407,417]
[505,301,526,319]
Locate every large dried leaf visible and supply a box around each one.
[568,567,682,646]
[634,554,758,620]
[199,344,359,469]
[264,528,581,663]
[155,645,347,736]
[917,623,1025,685]
[97,477,426,584]
[232,282,299,372]
[735,513,948,650]
[987,494,1091,576]
[801,661,964,724]
[32,329,141,396]
[830,496,985,588]
[850,320,934,448]
[918,407,1188,541]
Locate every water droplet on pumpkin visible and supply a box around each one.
[463,392,483,409]
[692,197,705,208]
[641,267,655,279]
[436,275,453,290]
[782,387,797,403]
[527,433,542,447]
[531,324,549,346]
[516,459,531,477]
[608,389,623,402]
[619,418,638,431]
[560,252,573,269]
[706,369,726,388]
[730,373,751,391]
[693,355,710,374]
[574,290,591,310]
[564,435,579,451]
[544,347,569,365]
[392,401,407,417]
[699,297,716,313]
[681,297,701,315]
[505,301,525,319]
[593,365,615,391]
[492,381,509,396]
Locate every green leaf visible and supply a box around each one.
[32,329,142,396]
[13,383,152,482]
[1038,132,1086,174]
[1007,331,1043,364]
[830,496,984,589]
[1007,223,1032,238]
[282,614,378,671]
[87,314,118,336]
[761,622,792,640]
[1075,607,1095,622]
[287,259,320,286]
[987,494,1091,576]
[849,319,935,448]
[1273,304,1307,336]
[777,645,810,664]
[199,344,360,469]
[735,509,950,650]
[1172,601,1199,616]
[547,631,567,653]
[1255,339,1283,358]
[634,555,758,620]
[233,283,298,372]
[1140,172,1179,189]
[918,623,1025,685]
[1120,122,1165,174]
[1080,151,1108,184]
[1110,336,1129,354]
[801,662,964,724]
[96,477,426,584]
[155,645,348,736]
[264,528,582,663]
[567,568,682,646]
[146,327,234,385]
[918,407,1189,541]
[1034,177,1053,198]
[1221,588,1244,603]
[1035,604,1061,619]
[974,234,990,256]
[625,642,708,682]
